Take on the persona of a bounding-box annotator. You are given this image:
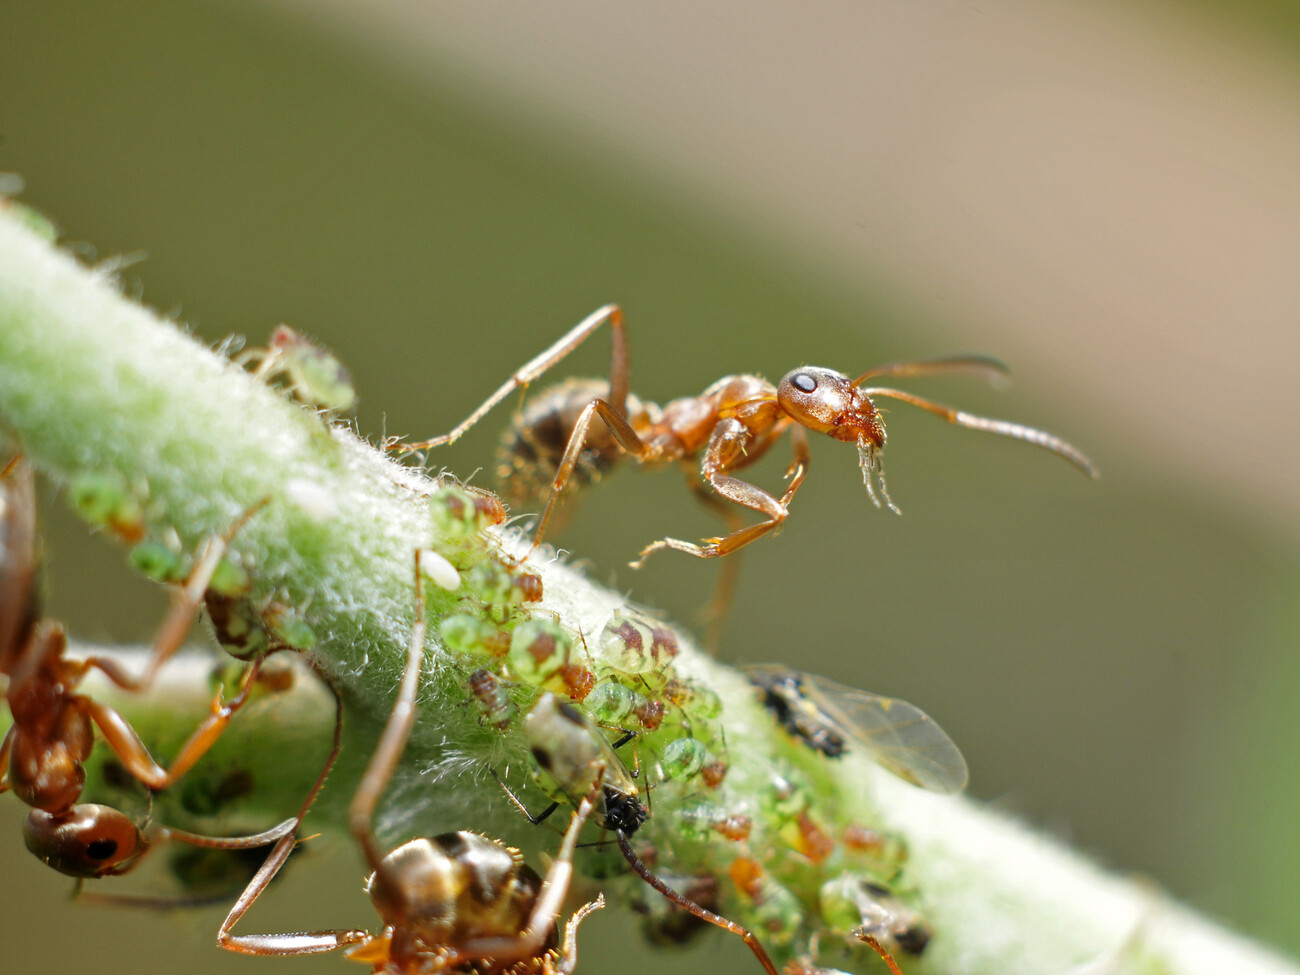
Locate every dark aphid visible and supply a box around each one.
[747,666,968,794]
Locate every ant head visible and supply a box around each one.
[23,804,146,878]
[777,368,885,448]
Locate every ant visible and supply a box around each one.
[393,304,1095,562]
[392,306,1096,641]
[0,454,290,880]
[218,552,606,974]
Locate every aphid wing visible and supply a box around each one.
[803,675,968,794]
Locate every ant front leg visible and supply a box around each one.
[634,421,811,566]
[393,304,630,454]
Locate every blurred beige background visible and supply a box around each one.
[1,1,1297,972]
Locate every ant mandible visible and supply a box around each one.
[393,305,1096,569]
[218,551,606,974]
[0,454,291,880]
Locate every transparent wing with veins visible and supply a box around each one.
[800,673,969,794]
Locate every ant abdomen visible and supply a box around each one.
[23,805,145,878]
[494,379,656,509]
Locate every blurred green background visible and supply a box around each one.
[1,1,1297,972]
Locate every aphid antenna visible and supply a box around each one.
[615,830,780,975]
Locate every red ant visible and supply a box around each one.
[395,304,1095,557]
[219,552,606,974]
[392,306,1095,639]
[0,455,291,880]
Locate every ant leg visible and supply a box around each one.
[634,425,811,566]
[75,657,273,791]
[556,894,607,975]
[685,474,743,652]
[860,386,1098,477]
[617,830,780,975]
[79,498,270,693]
[394,304,630,453]
[529,398,656,553]
[0,725,13,793]
[456,780,602,964]
[858,933,907,975]
[219,667,373,956]
[347,552,427,877]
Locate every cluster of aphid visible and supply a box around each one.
[0,301,1099,975]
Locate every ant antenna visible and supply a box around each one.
[616,831,779,975]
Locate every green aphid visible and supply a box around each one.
[428,485,506,540]
[663,797,722,843]
[744,875,804,947]
[585,680,637,726]
[465,560,543,606]
[68,470,145,541]
[661,736,708,781]
[207,557,250,597]
[762,772,810,825]
[128,541,187,582]
[663,677,723,721]
[264,325,356,413]
[507,618,572,684]
[438,614,509,658]
[205,593,272,660]
[597,609,679,681]
[819,875,932,957]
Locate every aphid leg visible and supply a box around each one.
[456,776,604,965]
[491,768,560,827]
[617,831,781,975]
[529,397,656,552]
[859,386,1098,478]
[394,304,629,454]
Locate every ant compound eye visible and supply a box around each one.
[530,745,554,770]
[86,838,119,861]
[791,373,817,394]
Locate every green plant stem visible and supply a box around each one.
[0,203,1295,975]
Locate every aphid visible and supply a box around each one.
[394,305,1096,569]
[507,618,574,685]
[439,613,510,658]
[523,693,782,975]
[0,456,294,880]
[660,736,709,782]
[747,666,968,794]
[597,609,679,680]
[468,667,518,731]
[700,761,728,789]
[466,560,544,607]
[819,875,931,960]
[219,554,605,974]
[725,858,804,946]
[712,813,753,842]
[428,483,507,540]
[243,324,356,413]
